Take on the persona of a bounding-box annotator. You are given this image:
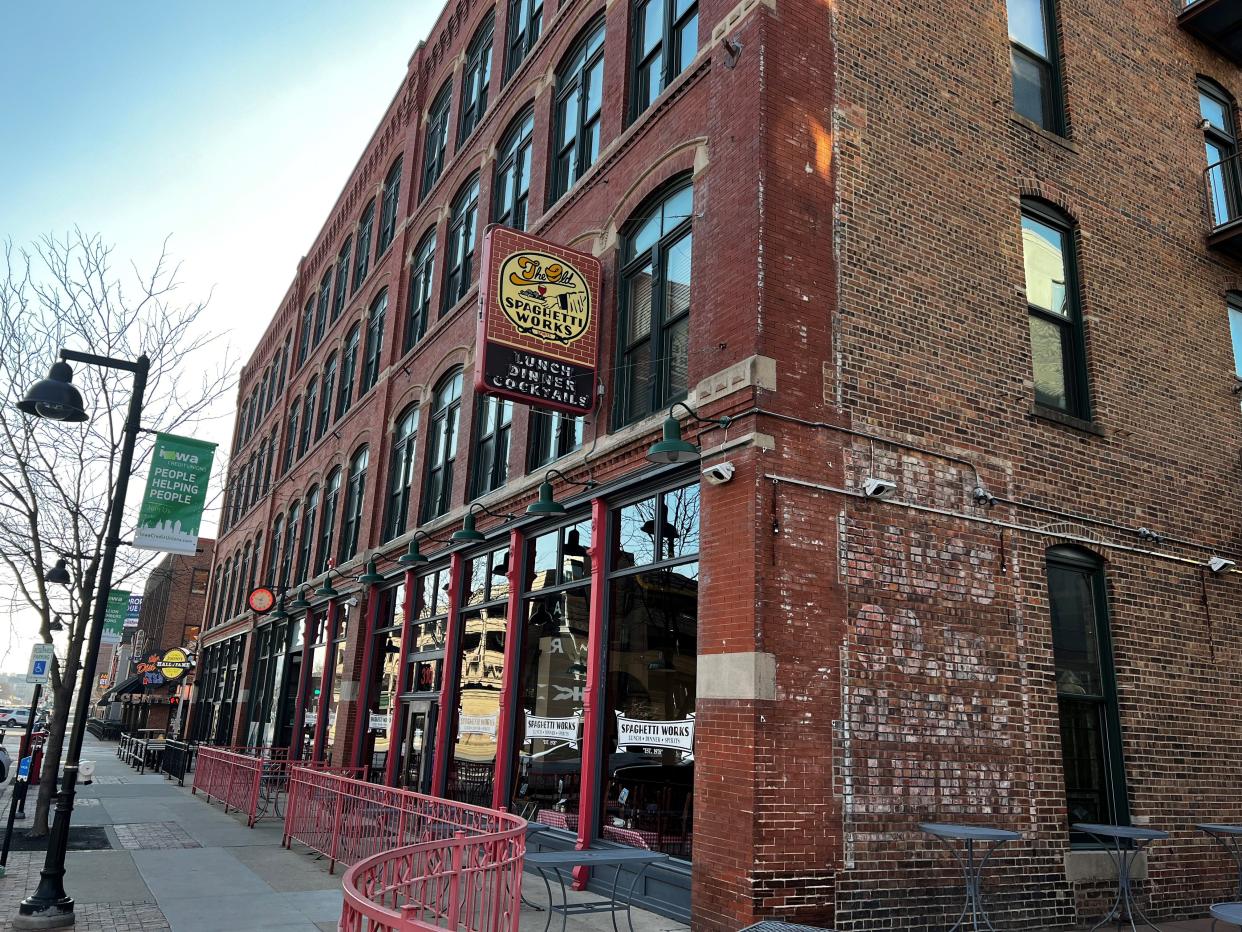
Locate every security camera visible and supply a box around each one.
[972,486,997,507]
[346,595,360,607]
[702,461,735,486]
[1208,556,1237,575]
[862,477,897,500]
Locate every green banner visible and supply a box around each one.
[102,589,129,646]
[133,433,217,555]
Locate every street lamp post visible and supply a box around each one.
[15,348,149,929]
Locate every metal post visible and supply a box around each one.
[1,683,44,873]
[16,351,148,930]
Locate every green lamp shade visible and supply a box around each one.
[288,586,311,611]
[452,511,485,543]
[315,577,339,599]
[527,480,567,516]
[18,361,88,422]
[357,558,384,585]
[646,416,700,464]
[398,539,428,566]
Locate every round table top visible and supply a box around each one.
[919,822,1022,842]
[1210,903,1242,924]
[1072,823,1170,841]
[1200,824,1242,836]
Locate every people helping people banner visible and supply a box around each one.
[133,433,217,555]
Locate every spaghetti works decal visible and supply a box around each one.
[475,226,602,415]
[614,712,695,754]
[524,712,581,748]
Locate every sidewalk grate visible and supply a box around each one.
[113,822,201,850]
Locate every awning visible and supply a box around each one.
[100,672,144,703]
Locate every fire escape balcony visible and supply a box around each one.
[1180,0,1242,64]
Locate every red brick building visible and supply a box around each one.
[193,0,1242,927]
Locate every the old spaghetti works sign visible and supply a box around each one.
[475,226,602,415]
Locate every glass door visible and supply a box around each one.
[400,700,437,795]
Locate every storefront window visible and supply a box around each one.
[363,585,406,777]
[300,610,329,755]
[395,565,451,791]
[599,483,698,860]
[510,520,591,826]
[447,545,508,806]
[324,605,351,761]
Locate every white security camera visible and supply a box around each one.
[346,595,360,607]
[862,477,897,499]
[1208,556,1236,575]
[702,461,735,486]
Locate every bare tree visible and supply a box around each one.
[0,230,235,835]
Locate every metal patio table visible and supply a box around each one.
[1072,823,1169,932]
[920,822,1022,932]
[1199,824,1242,898]
[1210,902,1242,930]
[524,847,669,932]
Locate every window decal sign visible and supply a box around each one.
[615,712,695,754]
[458,713,498,738]
[524,712,581,748]
[475,226,602,415]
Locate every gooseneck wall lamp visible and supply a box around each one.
[398,531,454,567]
[527,468,598,516]
[452,502,517,543]
[645,402,732,465]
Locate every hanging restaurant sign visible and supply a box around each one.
[157,648,194,680]
[474,226,602,416]
[524,712,580,748]
[615,712,695,754]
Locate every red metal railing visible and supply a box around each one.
[281,768,526,932]
[192,746,364,827]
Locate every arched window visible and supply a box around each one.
[361,289,388,395]
[422,83,452,199]
[332,237,352,321]
[298,486,320,583]
[268,515,284,584]
[443,175,480,312]
[551,19,605,202]
[280,502,300,590]
[493,108,534,231]
[1045,546,1128,838]
[338,324,361,419]
[1200,79,1239,229]
[615,179,694,425]
[299,377,319,457]
[277,332,292,395]
[471,396,512,496]
[384,405,420,541]
[459,14,495,142]
[314,270,332,346]
[630,0,698,121]
[236,543,251,616]
[339,447,370,563]
[504,0,543,79]
[212,561,227,625]
[405,230,436,351]
[318,467,343,575]
[422,370,463,522]
[283,400,301,472]
[354,199,376,289]
[247,532,262,599]
[298,297,314,365]
[317,353,338,440]
[1020,199,1089,418]
[222,556,237,622]
[378,158,403,257]
[264,429,278,492]
[1008,0,1064,132]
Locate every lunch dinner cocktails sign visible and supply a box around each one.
[475,226,602,415]
[133,433,217,555]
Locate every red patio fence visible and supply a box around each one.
[191,746,364,827]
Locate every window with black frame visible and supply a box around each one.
[551,20,605,202]
[599,482,698,859]
[394,565,452,790]
[299,610,330,757]
[255,620,290,747]
[615,180,693,426]
[298,486,319,584]
[528,410,584,470]
[405,231,436,351]
[299,378,318,457]
[422,370,463,522]
[1007,0,1063,133]
[378,158,402,257]
[447,545,509,806]
[504,0,543,80]
[471,396,512,496]
[459,15,494,143]
[509,519,592,824]
[314,271,332,346]
[318,355,337,440]
[281,502,300,591]
[267,518,283,588]
[384,406,420,541]
[246,624,273,746]
[317,468,342,576]
[298,298,313,365]
[443,176,480,313]
[422,84,452,200]
[629,0,698,122]
[338,324,360,419]
[354,201,376,290]
[332,238,352,321]
[282,402,300,472]
[324,604,352,760]
[1201,80,1240,230]
[363,584,406,778]
[493,109,534,231]
[361,289,387,395]
[338,447,368,564]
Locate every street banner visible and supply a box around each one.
[124,594,143,629]
[101,590,128,645]
[133,433,217,555]
[474,226,602,416]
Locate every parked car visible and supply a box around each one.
[0,708,30,727]
[0,740,10,782]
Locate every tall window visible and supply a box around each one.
[493,109,534,231]
[406,231,436,351]
[354,200,376,290]
[314,272,332,346]
[378,159,403,257]
[422,84,452,199]
[283,401,301,472]
[630,0,698,120]
[281,502,300,590]
[459,15,495,142]
[528,410,583,469]
[384,405,420,541]
[1230,295,1242,387]
[317,353,338,439]
[338,324,360,419]
[1201,81,1240,229]
[268,516,284,586]
[471,396,513,496]
[1021,200,1089,418]
[616,180,694,426]
[443,176,480,312]
[299,378,318,457]
[1046,546,1128,838]
[332,238,352,321]
[551,20,605,202]
[422,370,463,522]
[298,486,320,584]
[340,446,369,563]
[361,290,387,395]
[505,0,543,79]
[298,298,314,365]
[1008,0,1063,132]
[317,467,342,576]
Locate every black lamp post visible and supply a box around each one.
[15,349,149,929]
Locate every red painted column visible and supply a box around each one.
[491,528,525,810]
[311,600,339,761]
[289,607,315,759]
[574,497,609,883]
[350,583,382,768]
[384,568,417,787]
[432,550,464,797]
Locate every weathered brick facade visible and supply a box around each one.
[194,0,1242,927]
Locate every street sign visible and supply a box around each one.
[16,757,31,783]
[26,644,53,685]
